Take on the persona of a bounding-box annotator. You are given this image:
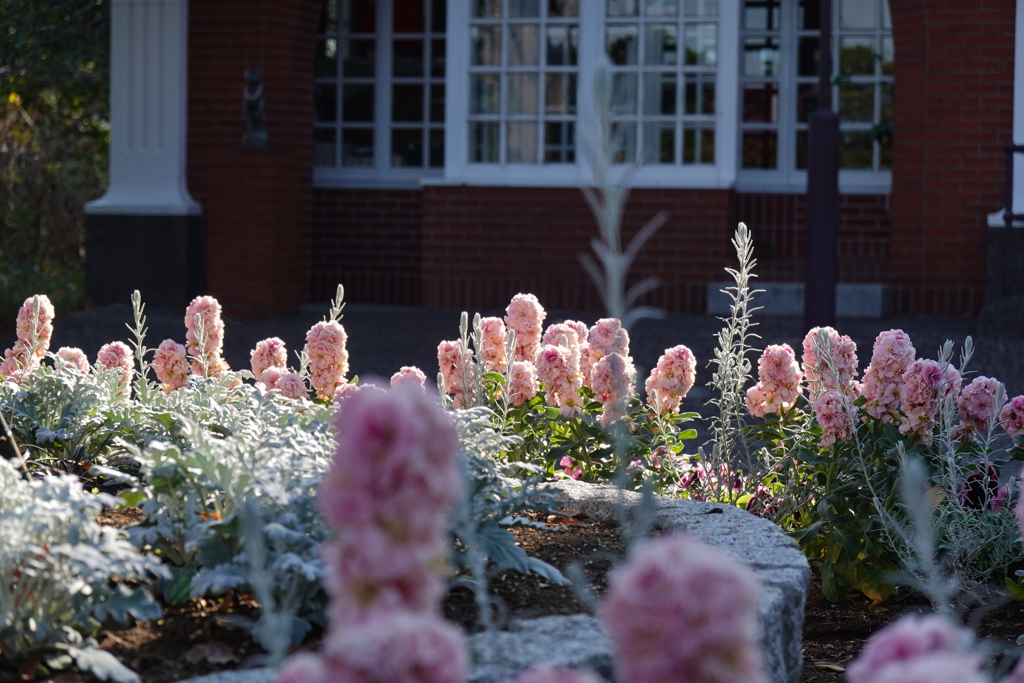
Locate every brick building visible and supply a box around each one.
[84,0,1020,318]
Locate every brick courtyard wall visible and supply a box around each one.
[311,189,423,305]
[737,193,891,284]
[187,0,320,316]
[420,186,734,312]
[888,0,1015,315]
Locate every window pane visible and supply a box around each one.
[607,25,639,65]
[394,39,424,76]
[643,122,675,163]
[544,122,575,162]
[342,39,375,77]
[880,84,892,121]
[612,73,638,114]
[316,39,338,77]
[798,0,819,29]
[314,128,336,166]
[429,129,445,167]
[742,130,777,169]
[392,84,424,122]
[394,0,424,32]
[881,37,894,75]
[507,73,539,114]
[471,26,501,65]
[343,0,376,33]
[744,36,779,76]
[342,83,374,122]
[645,24,678,66]
[342,127,373,166]
[840,0,875,29]
[645,0,678,17]
[470,122,499,161]
[392,129,424,166]
[608,0,639,16]
[546,73,577,114]
[431,84,446,121]
[546,26,579,66]
[509,25,540,66]
[840,37,875,75]
[840,131,873,169]
[644,73,677,115]
[431,39,446,76]
[320,0,337,35]
[797,36,818,77]
[882,0,891,29]
[682,127,696,163]
[549,0,579,17]
[795,129,808,169]
[742,82,778,123]
[685,0,717,16]
[839,84,874,122]
[700,127,714,163]
[701,77,715,114]
[744,0,779,30]
[472,0,501,18]
[684,23,716,66]
[470,74,500,114]
[796,83,818,122]
[509,0,540,17]
[879,130,892,169]
[507,122,538,162]
[612,121,637,163]
[432,0,447,32]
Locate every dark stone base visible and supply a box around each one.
[85,213,204,308]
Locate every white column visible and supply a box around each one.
[86,0,200,216]
[988,0,1024,226]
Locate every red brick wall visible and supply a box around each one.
[420,186,734,312]
[737,193,891,284]
[888,0,1015,315]
[311,189,423,305]
[187,0,320,316]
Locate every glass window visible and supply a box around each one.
[606,0,718,165]
[468,0,579,164]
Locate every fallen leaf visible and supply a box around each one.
[813,662,846,672]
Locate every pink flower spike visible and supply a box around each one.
[507,360,540,406]
[646,344,698,415]
[55,347,90,374]
[479,316,509,372]
[250,337,288,382]
[305,320,350,400]
[505,293,547,363]
[391,366,427,390]
[97,341,134,391]
[152,339,189,393]
[846,614,977,683]
[1000,395,1024,446]
[184,295,227,376]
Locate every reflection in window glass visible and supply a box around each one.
[840,0,875,29]
[472,0,501,18]
[644,73,677,115]
[645,24,678,65]
[744,36,779,77]
[685,0,717,16]
[684,23,717,65]
[840,131,873,169]
[797,36,818,77]
[645,0,678,17]
[314,128,337,166]
[509,25,541,66]
[607,25,640,65]
[742,83,778,123]
[742,130,777,169]
[643,122,675,163]
[840,37,875,75]
[471,122,499,161]
[342,128,373,166]
[471,26,501,65]
[507,122,539,162]
[744,0,779,30]
[608,0,639,17]
[839,84,874,122]
[392,129,424,166]
[509,0,541,17]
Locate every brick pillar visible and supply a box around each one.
[205,153,310,317]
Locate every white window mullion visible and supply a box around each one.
[375,0,391,177]
[444,0,469,181]
[716,0,740,184]
[575,0,602,183]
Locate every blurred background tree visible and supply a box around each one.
[0,0,110,322]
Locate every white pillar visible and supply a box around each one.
[988,0,1024,226]
[86,0,200,216]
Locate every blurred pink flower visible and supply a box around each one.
[250,337,288,382]
[861,329,916,423]
[543,323,582,368]
[536,343,584,417]
[1000,394,1024,446]
[276,652,333,683]
[97,341,134,390]
[559,455,583,479]
[505,293,547,363]
[646,345,698,415]
[152,339,189,393]
[600,534,766,683]
[847,614,976,683]
[305,320,349,400]
[437,339,475,408]
[508,360,539,406]
[55,347,89,374]
[391,366,427,390]
[333,381,361,404]
[589,318,629,359]
[591,352,636,427]
[479,316,508,372]
[955,376,1005,440]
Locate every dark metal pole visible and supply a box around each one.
[1004,144,1016,298]
[804,0,840,330]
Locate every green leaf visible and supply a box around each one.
[156,563,197,607]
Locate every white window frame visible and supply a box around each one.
[736,0,893,194]
[314,0,447,189]
[437,0,740,189]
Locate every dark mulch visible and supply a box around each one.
[5,511,1024,682]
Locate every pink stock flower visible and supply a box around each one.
[258,367,307,399]
[868,653,989,683]
[600,534,766,683]
[589,318,629,359]
[184,296,226,376]
[814,389,854,447]
[745,344,802,418]
[437,339,475,408]
[276,652,332,683]
[55,347,89,374]
[535,343,584,417]
[505,293,547,363]
[591,353,636,427]
[559,455,583,479]
[305,320,350,400]
[900,359,962,445]
[579,343,594,387]
[955,376,1005,441]
[334,381,361,404]
[1000,395,1024,446]
[152,339,189,393]
[508,360,539,406]
[479,316,508,372]
[507,664,602,683]
[97,341,134,390]
[646,345,698,415]
[14,294,55,356]
[542,323,582,367]
[250,337,288,382]
[391,366,427,390]
[846,614,976,683]
[802,326,857,396]
[861,329,917,423]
